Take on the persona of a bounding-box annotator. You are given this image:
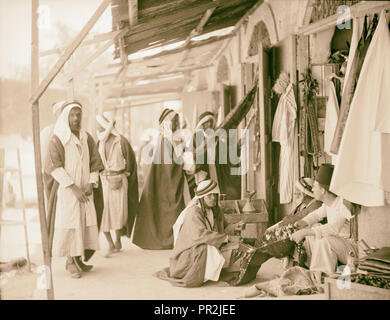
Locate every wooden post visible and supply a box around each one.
[0,149,4,246]
[31,0,54,300]
[17,149,32,272]
[29,0,111,104]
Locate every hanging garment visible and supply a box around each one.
[342,18,364,95]
[330,10,390,207]
[324,81,339,165]
[330,15,379,154]
[272,83,297,204]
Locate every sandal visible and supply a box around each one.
[65,257,81,279]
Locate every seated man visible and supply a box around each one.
[154,179,268,287]
[291,164,358,277]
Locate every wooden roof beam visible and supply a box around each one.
[103,92,180,105]
[67,28,129,81]
[298,1,390,35]
[170,6,216,72]
[40,30,125,57]
[128,0,138,26]
[29,0,111,104]
[96,63,211,83]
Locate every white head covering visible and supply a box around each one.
[52,100,66,115]
[195,111,216,130]
[172,179,220,246]
[53,102,82,145]
[96,111,120,142]
[195,179,220,198]
[159,108,178,141]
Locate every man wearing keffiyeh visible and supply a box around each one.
[96,112,139,257]
[132,108,193,250]
[45,102,104,279]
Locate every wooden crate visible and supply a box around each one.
[325,278,390,300]
[220,199,269,240]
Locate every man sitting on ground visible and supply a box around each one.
[291,163,358,278]
[155,179,268,287]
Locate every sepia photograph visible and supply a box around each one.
[0,0,389,304]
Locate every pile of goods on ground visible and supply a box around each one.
[350,273,390,290]
[256,224,297,258]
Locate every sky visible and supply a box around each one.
[0,0,113,79]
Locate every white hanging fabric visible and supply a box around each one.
[272,83,297,204]
[330,10,390,207]
[324,81,339,165]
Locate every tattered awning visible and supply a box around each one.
[111,0,260,57]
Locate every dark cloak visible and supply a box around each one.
[44,133,104,261]
[132,136,186,250]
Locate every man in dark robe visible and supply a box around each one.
[132,108,192,249]
[45,102,104,278]
[193,111,242,200]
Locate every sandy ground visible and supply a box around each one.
[0,207,326,300]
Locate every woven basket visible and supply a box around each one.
[258,239,296,259]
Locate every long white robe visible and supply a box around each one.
[330,11,390,206]
[51,132,99,257]
[272,83,297,204]
[99,135,128,232]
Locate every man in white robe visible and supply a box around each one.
[46,103,103,278]
[96,112,139,257]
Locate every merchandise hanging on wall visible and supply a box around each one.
[330,10,390,207]
[272,75,297,204]
[330,14,379,154]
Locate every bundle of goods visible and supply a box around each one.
[350,273,390,290]
[358,247,390,276]
[256,224,297,259]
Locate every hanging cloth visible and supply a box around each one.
[272,83,297,204]
[330,15,379,154]
[330,10,390,207]
[324,81,339,165]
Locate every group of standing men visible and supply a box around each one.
[41,101,138,278]
[40,100,235,279]
[40,99,354,286]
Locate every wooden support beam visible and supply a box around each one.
[298,1,390,35]
[107,33,232,67]
[128,0,138,26]
[31,0,54,300]
[105,99,169,111]
[40,30,125,57]
[104,92,180,105]
[29,0,111,104]
[184,7,216,47]
[67,28,128,80]
[106,89,182,99]
[170,7,216,71]
[96,64,209,84]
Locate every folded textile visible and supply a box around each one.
[362,247,390,264]
[359,259,390,272]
